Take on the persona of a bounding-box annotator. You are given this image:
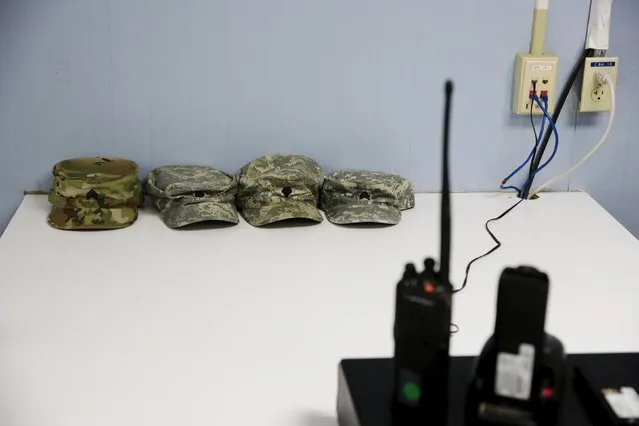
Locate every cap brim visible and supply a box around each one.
[48,206,137,230]
[160,201,239,228]
[325,203,401,225]
[241,200,323,227]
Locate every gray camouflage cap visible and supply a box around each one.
[48,157,142,230]
[320,170,415,225]
[146,165,239,228]
[237,154,324,226]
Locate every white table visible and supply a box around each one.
[0,193,637,426]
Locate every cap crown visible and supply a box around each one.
[237,154,323,209]
[49,157,142,208]
[321,170,414,210]
[146,166,237,211]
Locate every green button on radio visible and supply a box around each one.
[402,382,421,402]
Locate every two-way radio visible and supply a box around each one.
[391,81,454,426]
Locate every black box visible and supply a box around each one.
[337,353,639,426]
[574,355,639,425]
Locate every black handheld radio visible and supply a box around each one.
[391,81,454,426]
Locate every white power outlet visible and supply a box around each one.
[513,53,559,115]
[579,57,618,113]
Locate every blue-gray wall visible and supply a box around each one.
[1,1,638,233]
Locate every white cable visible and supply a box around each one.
[528,72,615,198]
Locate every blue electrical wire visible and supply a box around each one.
[520,95,559,195]
[500,184,523,193]
[500,97,548,196]
[501,95,559,198]
[500,103,547,192]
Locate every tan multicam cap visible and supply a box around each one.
[146,165,239,228]
[48,157,143,230]
[237,154,324,226]
[320,170,414,225]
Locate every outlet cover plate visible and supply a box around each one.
[580,57,619,113]
[513,53,559,116]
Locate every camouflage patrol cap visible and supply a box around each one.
[320,170,414,225]
[48,157,143,230]
[146,165,239,228]
[237,154,324,226]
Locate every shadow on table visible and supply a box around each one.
[176,221,238,231]
[297,411,337,426]
[333,223,394,229]
[260,218,322,229]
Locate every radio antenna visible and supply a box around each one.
[439,81,453,287]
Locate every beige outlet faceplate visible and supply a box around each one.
[513,53,559,115]
[579,57,618,113]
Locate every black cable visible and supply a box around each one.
[530,99,539,142]
[527,87,539,179]
[453,199,524,294]
[522,49,590,198]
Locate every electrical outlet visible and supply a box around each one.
[512,53,559,115]
[579,57,618,113]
